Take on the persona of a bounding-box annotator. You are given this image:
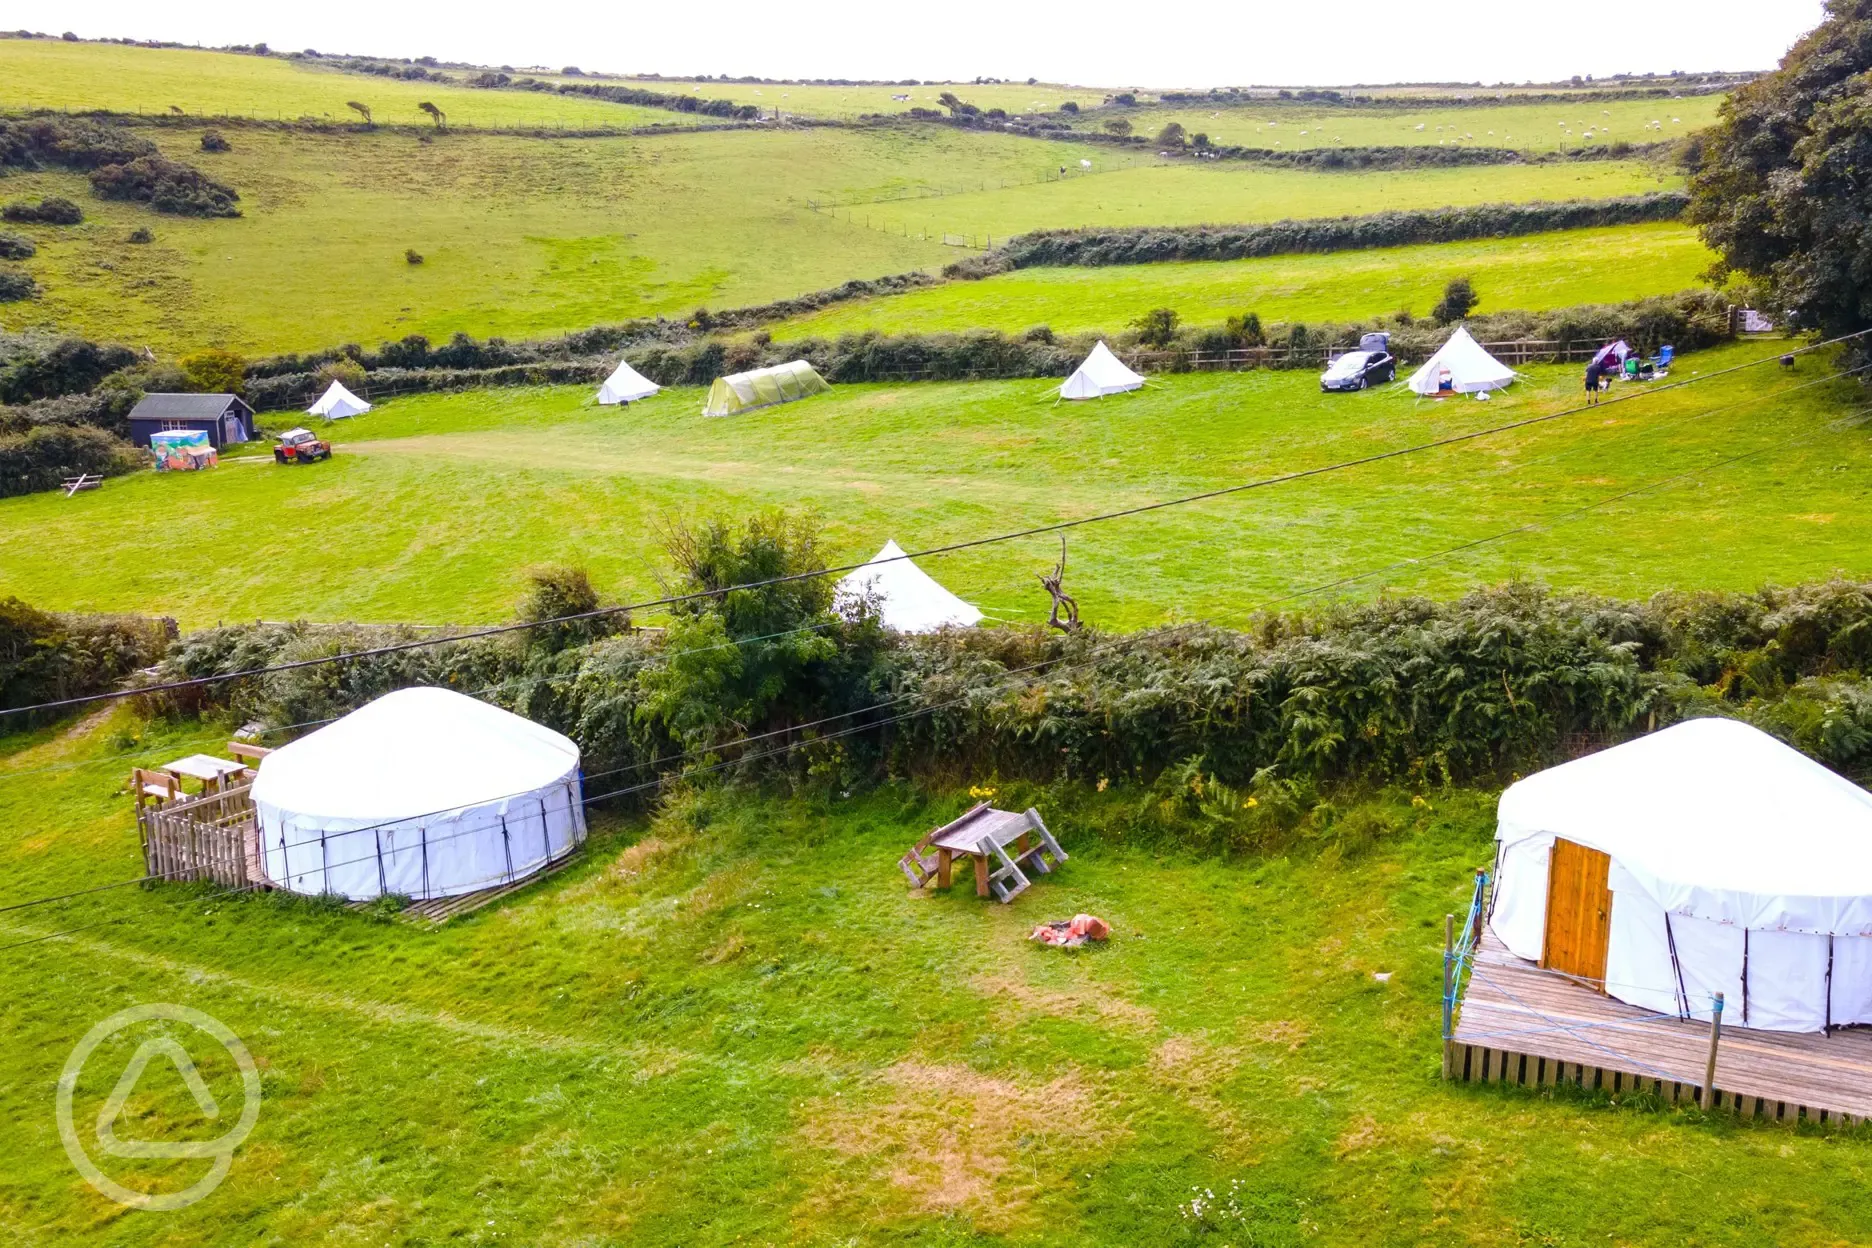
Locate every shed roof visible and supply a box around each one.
[128,393,254,421]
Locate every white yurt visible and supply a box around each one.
[1407,326,1515,396]
[251,687,585,901]
[308,380,372,420]
[1059,341,1144,400]
[835,540,983,632]
[597,358,660,405]
[1491,718,1872,1033]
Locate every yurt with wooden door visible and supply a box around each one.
[1490,718,1872,1033]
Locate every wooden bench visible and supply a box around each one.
[226,740,271,780]
[131,767,179,812]
[61,473,102,497]
[899,802,1067,903]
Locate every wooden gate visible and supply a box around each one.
[1541,838,1612,989]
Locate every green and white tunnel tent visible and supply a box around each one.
[1060,340,1145,400]
[703,359,830,417]
[597,358,660,405]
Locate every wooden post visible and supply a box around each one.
[1701,992,1725,1110]
[1442,912,1456,1079]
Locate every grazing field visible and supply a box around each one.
[1068,94,1727,151]
[0,342,1864,629]
[6,723,1872,1246]
[844,158,1680,243]
[602,77,1101,119]
[773,222,1715,340]
[2,121,1673,356]
[0,39,693,129]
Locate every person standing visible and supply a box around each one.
[1584,359,1605,404]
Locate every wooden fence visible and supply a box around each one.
[139,783,265,892]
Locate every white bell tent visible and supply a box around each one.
[308,380,371,420]
[835,540,983,632]
[1059,341,1144,400]
[1492,718,1872,1033]
[597,358,660,405]
[1407,326,1515,396]
[251,687,586,901]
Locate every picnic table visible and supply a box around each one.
[159,753,249,796]
[899,802,1067,903]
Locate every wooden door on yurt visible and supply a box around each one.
[1540,838,1612,989]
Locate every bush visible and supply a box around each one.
[126,226,153,244]
[180,348,246,396]
[0,597,173,725]
[0,334,139,404]
[1430,277,1479,324]
[2,196,82,225]
[0,232,33,259]
[405,248,423,265]
[1102,118,1132,136]
[1059,101,1079,114]
[199,129,231,152]
[89,156,240,218]
[1132,307,1180,347]
[1224,311,1265,347]
[1156,122,1187,146]
[0,424,140,499]
[517,565,624,652]
[0,271,34,302]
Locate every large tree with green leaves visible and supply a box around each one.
[1687,1,1872,343]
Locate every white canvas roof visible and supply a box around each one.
[1492,718,1872,1031]
[308,380,371,420]
[1406,326,1515,396]
[597,358,660,405]
[252,687,585,901]
[835,540,983,633]
[1060,341,1144,400]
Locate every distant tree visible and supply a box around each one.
[1059,100,1079,114]
[1430,277,1479,324]
[1156,122,1187,146]
[1687,0,1872,346]
[1224,311,1265,346]
[1103,117,1132,137]
[1191,132,1211,149]
[1132,306,1180,347]
[180,348,246,396]
[417,100,446,129]
[60,31,77,41]
[1112,92,1137,106]
[936,91,965,117]
[346,100,372,126]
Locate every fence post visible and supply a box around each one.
[1701,992,1725,1110]
[1442,912,1456,1079]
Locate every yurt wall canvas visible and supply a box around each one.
[1491,718,1872,1033]
[703,360,830,417]
[598,359,660,405]
[252,687,586,901]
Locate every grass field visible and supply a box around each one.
[6,718,1872,1245]
[0,341,1863,630]
[0,39,696,130]
[772,222,1715,339]
[0,122,1673,357]
[605,77,1101,119]
[1067,94,1727,151]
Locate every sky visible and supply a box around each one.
[34,0,1827,87]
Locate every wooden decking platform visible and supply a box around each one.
[1453,925,1872,1125]
[348,852,580,927]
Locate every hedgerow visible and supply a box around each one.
[0,598,174,726]
[0,117,239,218]
[0,424,140,500]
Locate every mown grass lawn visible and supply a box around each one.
[773,222,1715,340]
[0,39,696,130]
[4,715,1872,1246]
[0,341,1866,630]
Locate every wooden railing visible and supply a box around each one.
[139,782,265,891]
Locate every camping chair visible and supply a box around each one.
[132,768,179,813]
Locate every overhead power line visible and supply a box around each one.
[4,332,1864,724]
